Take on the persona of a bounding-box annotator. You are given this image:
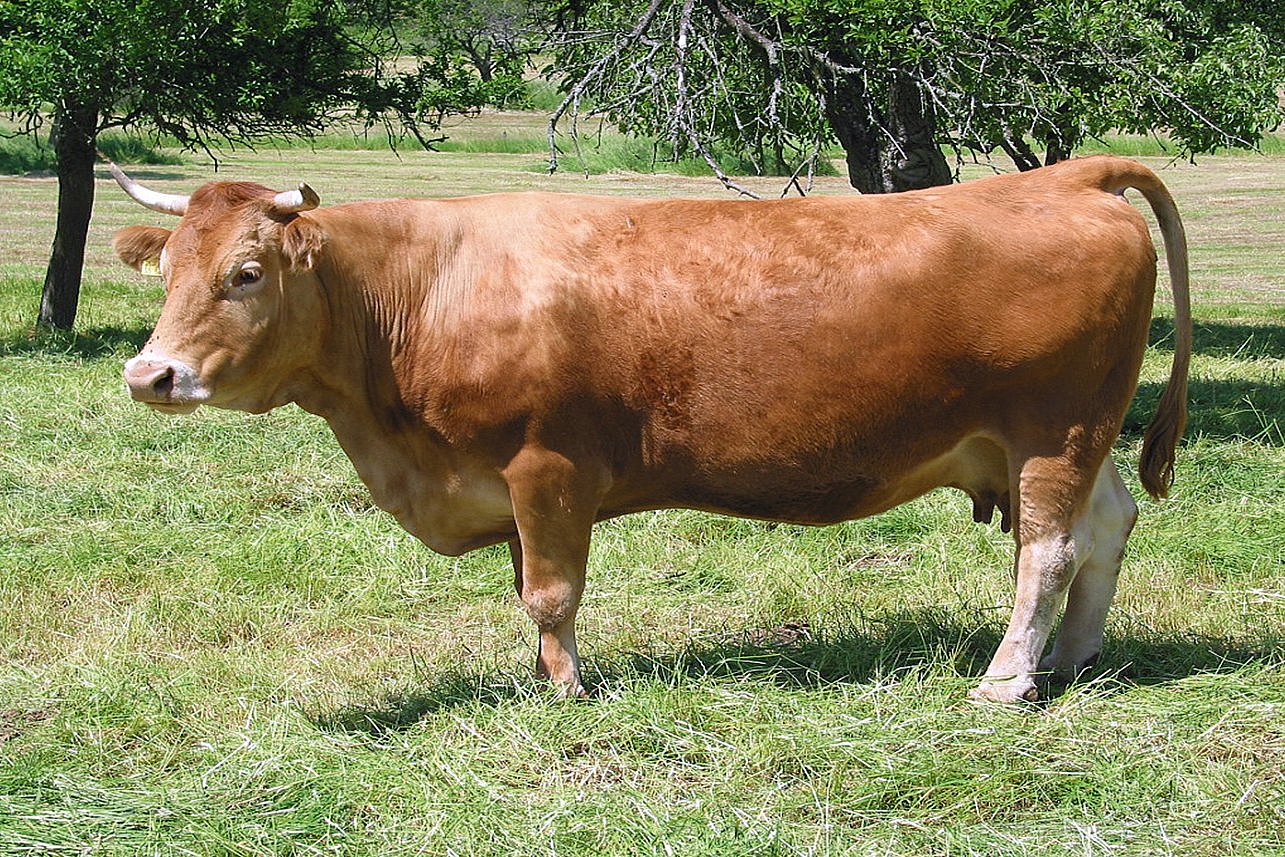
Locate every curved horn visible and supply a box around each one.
[269,183,320,216]
[108,162,189,216]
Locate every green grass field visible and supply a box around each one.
[1,118,1282,855]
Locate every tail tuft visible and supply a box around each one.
[1139,374,1188,499]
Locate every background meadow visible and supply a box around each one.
[1,122,1282,854]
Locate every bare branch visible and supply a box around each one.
[547,0,667,174]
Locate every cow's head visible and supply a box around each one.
[112,164,329,414]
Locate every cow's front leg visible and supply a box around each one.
[505,448,605,697]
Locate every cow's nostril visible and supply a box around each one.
[125,359,181,403]
[152,367,175,398]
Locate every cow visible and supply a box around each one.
[109,155,1191,703]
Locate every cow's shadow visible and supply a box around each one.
[312,609,1275,736]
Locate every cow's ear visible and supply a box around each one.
[113,226,171,273]
[281,216,327,272]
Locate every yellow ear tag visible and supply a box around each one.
[140,258,162,278]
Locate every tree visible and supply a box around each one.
[0,0,475,330]
[417,0,533,87]
[362,0,539,116]
[544,0,1285,195]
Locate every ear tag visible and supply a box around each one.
[140,258,162,278]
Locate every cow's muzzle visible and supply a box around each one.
[123,354,209,412]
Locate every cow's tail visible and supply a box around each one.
[1099,159,1192,500]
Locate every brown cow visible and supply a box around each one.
[110,156,1191,703]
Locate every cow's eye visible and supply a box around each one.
[229,264,265,295]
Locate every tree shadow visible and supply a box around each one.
[1123,318,1284,445]
[1125,377,1283,445]
[1149,317,1285,360]
[0,323,150,360]
[312,609,1277,737]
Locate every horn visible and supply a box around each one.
[269,183,320,216]
[108,161,189,216]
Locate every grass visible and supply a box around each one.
[222,110,841,178]
[1074,132,1285,159]
[1,124,1283,855]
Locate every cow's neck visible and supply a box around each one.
[290,205,514,554]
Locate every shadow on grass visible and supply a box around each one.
[312,609,1278,736]
[1125,377,1284,445]
[1149,317,1285,360]
[1120,319,1285,446]
[0,323,150,360]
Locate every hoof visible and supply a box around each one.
[1038,651,1100,683]
[557,682,589,700]
[538,667,588,699]
[969,677,1040,704]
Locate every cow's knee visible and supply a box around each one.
[513,569,586,695]
[521,579,580,631]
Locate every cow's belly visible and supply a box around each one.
[633,434,1010,526]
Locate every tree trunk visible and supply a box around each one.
[466,42,494,83]
[1042,107,1076,166]
[999,133,1042,171]
[38,104,98,330]
[1043,138,1071,166]
[823,69,951,194]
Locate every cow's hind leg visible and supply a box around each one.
[505,448,605,698]
[971,450,1101,703]
[1040,458,1137,680]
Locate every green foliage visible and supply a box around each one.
[912,0,1285,157]
[0,0,505,329]
[0,0,363,143]
[0,0,538,150]
[547,0,1285,187]
[372,0,538,115]
[887,0,1281,156]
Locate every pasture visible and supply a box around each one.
[1,118,1282,855]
